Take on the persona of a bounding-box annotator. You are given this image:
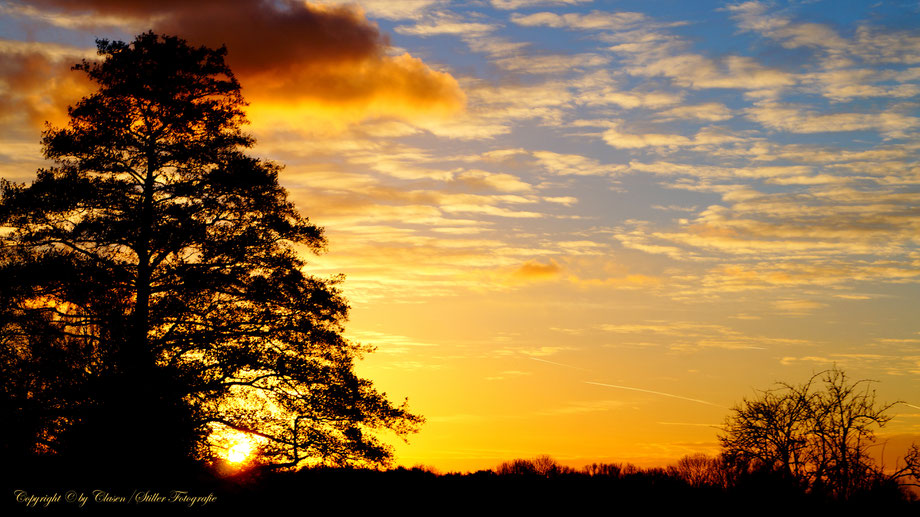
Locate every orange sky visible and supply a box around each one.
[2,0,919,472]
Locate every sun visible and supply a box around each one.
[226,442,253,463]
[208,421,269,467]
[221,432,260,464]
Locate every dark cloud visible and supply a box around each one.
[0,42,93,136]
[16,0,463,115]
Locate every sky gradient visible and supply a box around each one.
[1,0,919,472]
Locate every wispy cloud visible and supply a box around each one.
[491,0,592,11]
[511,10,648,31]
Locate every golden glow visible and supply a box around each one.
[208,427,263,466]
[226,439,255,464]
[245,53,465,135]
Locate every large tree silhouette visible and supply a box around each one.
[0,32,421,474]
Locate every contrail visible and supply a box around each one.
[528,356,591,371]
[901,402,920,410]
[657,422,725,428]
[586,381,724,408]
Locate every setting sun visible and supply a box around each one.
[221,431,267,465]
[226,440,255,464]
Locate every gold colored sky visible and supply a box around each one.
[2,0,919,472]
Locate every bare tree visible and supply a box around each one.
[495,458,537,476]
[583,462,622,478]
[720,367,904,500]
[495,455,569,477]
[674,453,723,487]
[891,443,920,489]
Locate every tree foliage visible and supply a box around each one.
[719,367,905,500]
[0,32,421,472]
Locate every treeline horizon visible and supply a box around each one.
[216,451,920,513]
[8,451,916,513]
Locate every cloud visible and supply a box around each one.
[625,53,797,92]
[599,23,795,96]
[493,52,611,75]
[485,370,533,381]
[565,273,660,290]
[531,150,625,176]
[778,344,915,376]
[612,180,920,297]
[346,329,439,354]
[772,299,827,315]
[0,1,140,29]
[602,126,691,149]
[728,1,920,66]
[396,20,495,37]
[304,232,513,303]
[273,158,595,302]
[439,202,544,219]
[0,39,94,134]
[599,321,808,351]
[746,102,920,138]
[451,170,534,193]
[804,68,920,102]
[694,261,920,294]
[405,78,575,140]
[14,0,465,129]
[779,355,833,366]
[717,141,920,180]
[572,70,683,109]
[462,29,609,78]
[726,1,920,105]
[601,123,744,150]
[630,161,822,182]
[511,10,648,31]
[490,345,579,361]
[490,0,591,10]
[512,259,562,281]
[854,26,920,65]
[665,203,917,257]
[315,0,442,21]
[464,35,530,58]
[656,103,733,122]
[479,250,665,291]
[727,1,848,52]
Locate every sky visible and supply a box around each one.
[1,0,919,472]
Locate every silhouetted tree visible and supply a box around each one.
[583,462,622,478]
[674,453,723,488]
[494,455,571,477]
[0,32,421,474]
[893,443,920,490]
[719,367,902,501]
[495,458,538,476]
[532,454,570,476]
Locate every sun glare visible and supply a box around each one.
[225,435,256,464]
